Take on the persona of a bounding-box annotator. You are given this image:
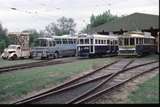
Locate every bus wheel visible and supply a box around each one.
[54,52,59,59]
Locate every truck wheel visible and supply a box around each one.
[11,55,17,60]
[2,57,7,60]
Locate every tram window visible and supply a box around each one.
[98,40,100,44]
[107,40,110,44]
[77,40,79,44]
[73,39,76,44]
[144,38,150,44]
[95,40,98,44]
[130,38,135,45]
[85,39,89,44]
[144,38,147,44]
[115,40,118,45]
[104,40,106,44]
[90,39,93,44]
[80,39,84,44]
[139,38,143,44]
[110,41,113,45]
[95,40,97,44]
[124,38,129,45]
[136,38,139,44]
[150,39,154,44]
[101,40,104,44]
[119,38,123,46]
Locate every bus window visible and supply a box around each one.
[49,41,52,47]
[124,38,129,45]
[68,39,73,44]
[40,39,47,47]
[62,39,68,44]
[55,39,61,44]
[130,38,135,45]
[52,41,56,46]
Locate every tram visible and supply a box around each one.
[77,34,118,57]
[118,31,156,56]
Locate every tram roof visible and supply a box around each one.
[78,34,118,39]
[119,31,155,39]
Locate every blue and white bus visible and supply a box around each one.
[31,35,77,59]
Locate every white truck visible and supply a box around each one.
[1,32,31,60]
[1,45,31,60]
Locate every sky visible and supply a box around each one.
[0,0,159,32]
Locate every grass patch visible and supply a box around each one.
[128,74,159,104]
[0,57,116,103]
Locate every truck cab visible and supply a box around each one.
[1,45,30,60]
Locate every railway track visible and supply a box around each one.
[0,57,78,74]
[13,59,159,104]
[68,61,158,104]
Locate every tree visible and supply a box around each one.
[81,10,120,33]
[0,23,8,53]
[22,29,40,47]
[45,23,60,36]
[44,17,76,36]
[90,10,119,28]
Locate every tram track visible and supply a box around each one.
[0,57,78,74]
[73,66,159,104]
[13,59,159,104]
[66,63,159,104]
[13,59,120,104]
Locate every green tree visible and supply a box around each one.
[0,23,8,53]
[81,10,120,33]
[44,17,76,36]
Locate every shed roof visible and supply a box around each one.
[90,13,159,33]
